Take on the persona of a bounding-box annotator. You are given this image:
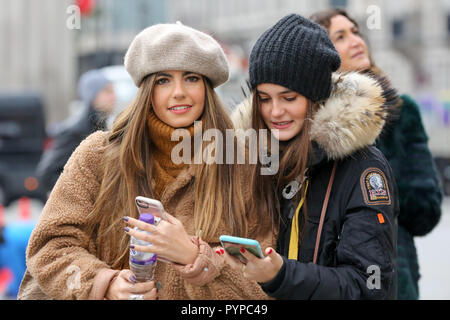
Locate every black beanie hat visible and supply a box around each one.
[249,14,341,102]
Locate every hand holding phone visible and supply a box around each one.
[135,196,168,224]
[219,235,264,264]
[135,196,171,263]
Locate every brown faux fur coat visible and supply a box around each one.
[18,131,276,300]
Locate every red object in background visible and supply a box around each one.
[0,268,13,296]
[76,0,96,16]
[43,137,54,152]
[18,197,31,221]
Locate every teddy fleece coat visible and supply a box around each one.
[18,131,276,300]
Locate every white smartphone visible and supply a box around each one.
[135,196,168,223]
[135,196,171,264]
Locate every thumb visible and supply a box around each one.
[265,247,276,258]
[163,211,179,225]
[264,247,283,267]
[119,269,137,283]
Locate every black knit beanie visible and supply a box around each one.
[249,14,341,102]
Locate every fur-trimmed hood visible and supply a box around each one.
[230,71,399,160]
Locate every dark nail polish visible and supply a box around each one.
[124,227,130,232]
[123,216,129,222]
[240,248,246,254]
[130,244,135,249]
[129,275,136,283]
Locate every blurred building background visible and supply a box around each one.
[0,0,75,124]
[0,0,449,157]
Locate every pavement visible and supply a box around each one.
[1,197,450,300]
[416,196,450,300]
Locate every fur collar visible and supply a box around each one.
[230,71,398,160]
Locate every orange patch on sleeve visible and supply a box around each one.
[377,213,385,224]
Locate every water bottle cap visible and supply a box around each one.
[139,213,154,224]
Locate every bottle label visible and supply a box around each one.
[130,254,157,265]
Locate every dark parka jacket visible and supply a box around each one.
[231,72,400,299]
[376,94,443,299]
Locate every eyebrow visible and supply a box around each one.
[156,71,196,77]
[257,89,294,95]
[331,29,345,37]
[332,25,359,38]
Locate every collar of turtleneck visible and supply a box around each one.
[147,112,195,199]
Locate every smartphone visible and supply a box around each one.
[135,196,171,264]
[219,235,264,264]
[135,196,168,224]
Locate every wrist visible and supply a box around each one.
[91,268,120,300]
[185,241,199,265]
[259,257,286,292]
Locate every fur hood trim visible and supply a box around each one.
[230,71,398,160]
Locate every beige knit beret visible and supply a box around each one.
[124,22,229,88]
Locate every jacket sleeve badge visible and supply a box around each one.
[360,168,391,205]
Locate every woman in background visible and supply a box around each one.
[310,8,443,300]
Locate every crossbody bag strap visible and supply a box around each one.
[312,161,338,264]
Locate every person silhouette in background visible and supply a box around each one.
[36,69,116,195]
[310,8,443,299]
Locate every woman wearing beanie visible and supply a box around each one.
[310,8,443,300]
[18,22,275,300]
[228,14,399,299]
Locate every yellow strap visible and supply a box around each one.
[288,180,309,260]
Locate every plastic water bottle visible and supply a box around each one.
[129,213,157,282]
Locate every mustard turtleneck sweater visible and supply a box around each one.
[147,112,195,199]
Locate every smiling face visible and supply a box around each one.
[257,83,308,141]
[152,70,205,128]
[328,15,371,72]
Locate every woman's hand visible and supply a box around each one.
[124,213,199,265]
[105,269,157,300]
[220,247,284,284]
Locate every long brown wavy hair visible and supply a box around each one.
[249,91,319,243]
[88,74,266,269]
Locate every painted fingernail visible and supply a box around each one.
[240,248,246,254]
[124,227,130,232]
[123,216,129,222]
[130,244,135,249]
[216,249,221,255]
[129,275,136,283]
[268,248,273,254]
[220,248,225,254]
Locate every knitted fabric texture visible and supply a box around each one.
[249,14,341,102]
[147,112,194,199]
[125,22,229,88]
